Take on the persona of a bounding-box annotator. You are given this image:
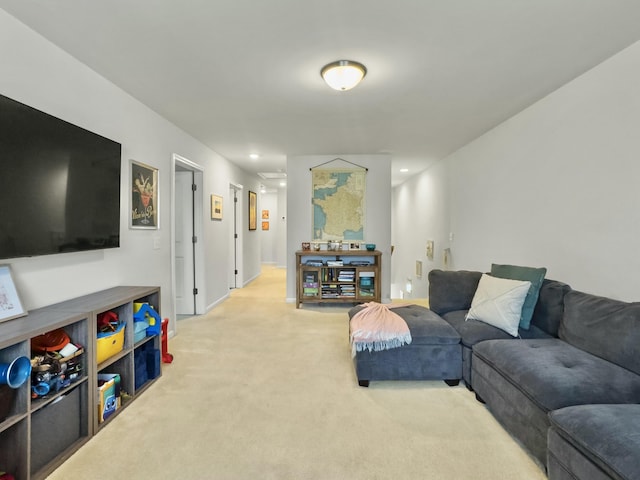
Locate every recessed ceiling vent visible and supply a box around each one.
[258,172,287,180]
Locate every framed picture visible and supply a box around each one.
[262,210,269,219]
[262,221,269,231]
[0,265,27,323]
[211,194,223,220]
[248,191,257,230]
[131,160,159,229]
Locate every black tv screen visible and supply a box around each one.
[0,93,122,259]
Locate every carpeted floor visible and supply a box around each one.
[46,265,546,479]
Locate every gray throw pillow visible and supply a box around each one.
[491,264,547,330]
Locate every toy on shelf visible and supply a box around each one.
[133,303,161,338]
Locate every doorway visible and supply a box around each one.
[229,183,243,289]
[172,154,205,321]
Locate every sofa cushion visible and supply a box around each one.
[466,274,531,337]
[529,279,570,337]
[473,338,640,410]
[491,264,547,330]
[559,290,640,375]
[443,310,552,348]
[442,278,569,343]
[549,404,640,480]
[428,269,482,315]
[348,305,460,346]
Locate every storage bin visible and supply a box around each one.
[31,385,83,473]
[96,323,125,364]
[0,384,16,422]
[134,343,160,390]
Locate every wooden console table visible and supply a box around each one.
[296,250,381,308]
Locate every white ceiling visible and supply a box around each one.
[2,1,640,188]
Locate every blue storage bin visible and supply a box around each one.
[134,342,160,390]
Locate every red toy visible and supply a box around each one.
[161,318,174,363]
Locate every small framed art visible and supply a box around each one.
[0,265,27,323]
[248,191,257,230]
[211,194,223,220]
[131,160,159,229]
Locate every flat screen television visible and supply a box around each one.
[0,93,122,259]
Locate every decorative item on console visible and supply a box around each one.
[326,240,345,251]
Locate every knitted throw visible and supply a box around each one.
[350,302,412,357]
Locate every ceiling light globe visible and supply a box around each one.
[321,60,367,91]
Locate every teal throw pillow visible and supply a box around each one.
[490,264,547,330]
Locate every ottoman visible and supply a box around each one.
[548,404,640,480]
[348,305,462,387]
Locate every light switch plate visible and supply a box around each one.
[426,240,434,260]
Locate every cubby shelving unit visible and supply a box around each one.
[0,285,161,480]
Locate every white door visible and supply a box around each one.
[228,186,238,289]
[175,170,194,314]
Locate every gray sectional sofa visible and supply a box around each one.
[348,268,640,479]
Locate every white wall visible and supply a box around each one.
[0,10,261,329]
[392,40,640,302]
[391,160,450,299]
[203,161,261,306]
[260,192,278,264]
[286,155,392,302]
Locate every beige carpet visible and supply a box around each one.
[47,265,546,480]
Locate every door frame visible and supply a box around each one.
[171,154,206,330]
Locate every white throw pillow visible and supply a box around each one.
[466,274,531,337]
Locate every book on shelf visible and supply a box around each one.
[338,270,355,282]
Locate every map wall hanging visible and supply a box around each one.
[311,167,365,241]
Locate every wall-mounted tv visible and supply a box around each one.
[0,93,122,260]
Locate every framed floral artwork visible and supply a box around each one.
[248,191,257,230]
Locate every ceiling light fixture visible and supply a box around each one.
[249,153,259,160]
[321,60,367,91]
